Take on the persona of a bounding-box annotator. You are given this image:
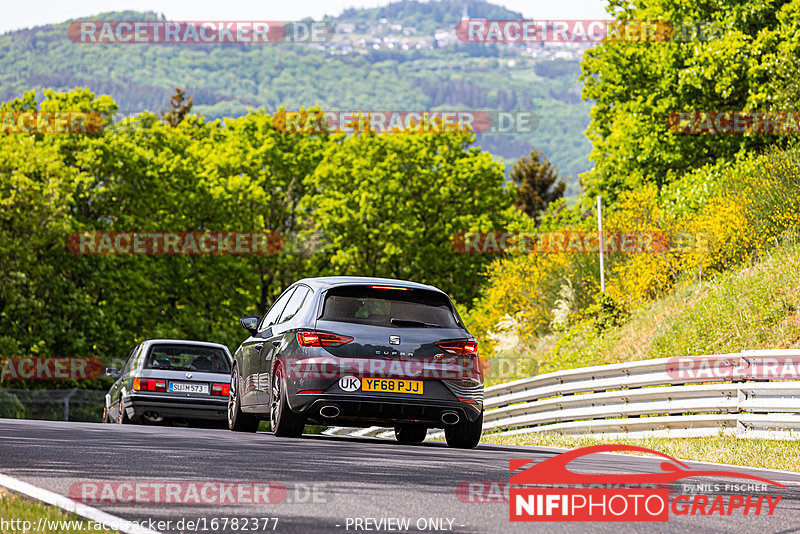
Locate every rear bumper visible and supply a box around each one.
[123,392,228,421]
[290,392,483,427]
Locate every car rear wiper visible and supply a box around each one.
[390,318,441,328]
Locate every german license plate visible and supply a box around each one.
[169,382,208,393]
[362,378,423,395]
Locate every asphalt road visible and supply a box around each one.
[1,419,799,534]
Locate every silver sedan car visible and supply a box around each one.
[103,339,233,425]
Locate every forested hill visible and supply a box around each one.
[334,0,522,33]
[0,0,591,188]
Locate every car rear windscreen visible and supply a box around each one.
[145,345,231,373]
[321,286,459,328]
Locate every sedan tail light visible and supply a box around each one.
[211,382,230,396]
[297,330,354,347]
[132,378,167,392]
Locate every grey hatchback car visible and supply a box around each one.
[229,277,484,448]
[104,339,233,425]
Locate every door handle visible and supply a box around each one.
[254,344,263,351]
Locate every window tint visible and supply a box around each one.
[321,286,458,328]
[260,287,296,330]
[278,286,310,324]
[144,344,231,373]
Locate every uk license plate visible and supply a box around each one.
[362,378,423,395]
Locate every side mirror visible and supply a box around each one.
[239,316,260,336]
[105,367,120,378]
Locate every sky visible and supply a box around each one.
[1,0,609,34]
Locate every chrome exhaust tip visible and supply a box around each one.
[319,405,340,418]
[441,411,460,425]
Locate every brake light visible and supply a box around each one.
[369,285,410,290]
[132,378,167,392]
[211,382,230,396]
[297,331,353,347]
[435,340,478,355]
[435,340,482,382]
[297,331,320,345]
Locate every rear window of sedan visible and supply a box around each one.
[144,345,231,373]
[321,286,459,328]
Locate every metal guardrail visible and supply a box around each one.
[324,350,800,440]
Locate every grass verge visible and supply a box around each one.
[0,489,119,533]
[480,433,800,472]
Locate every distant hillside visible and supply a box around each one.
[334,0,523,34]
[0,1,592,189]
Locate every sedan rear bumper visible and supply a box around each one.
[123,392,228,421]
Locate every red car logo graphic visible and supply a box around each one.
[510,444,785,487]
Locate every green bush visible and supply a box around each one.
[585,291,629,334]
[743,144,800,244]
[0,390,25,418]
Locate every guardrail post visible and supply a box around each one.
[63,388,78,422]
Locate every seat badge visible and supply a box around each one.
[389,336,400,345]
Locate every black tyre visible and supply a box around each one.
[395,425,428,444]
[270,376,305,437]
[228,366,259,432]
[444,411,483,449]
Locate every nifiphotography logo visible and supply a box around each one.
[508,445,784,522]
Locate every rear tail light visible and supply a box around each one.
[132,378,167,392]
[211,382,230,396]
[297,330,354,347]
[435,340,478,356]
[435,340,482,382]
